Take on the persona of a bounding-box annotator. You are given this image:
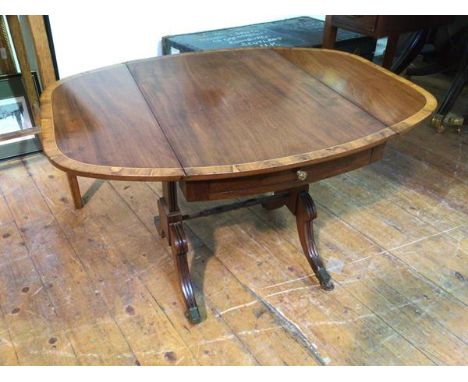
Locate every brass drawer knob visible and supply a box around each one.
[297,170,308,181]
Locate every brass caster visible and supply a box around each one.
[318,268,334,291]
[321,279,334,291]
[186,306,201,324]
[432,113,465,134]
[432,113,445,133]
[445,113,465,134]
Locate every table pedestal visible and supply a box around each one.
[156,181,334,324]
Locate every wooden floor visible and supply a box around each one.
[0,74,467,365]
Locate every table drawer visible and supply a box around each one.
[180,144,385,201]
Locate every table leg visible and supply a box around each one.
[383,33,399,69]
[156,181,201,323]
[168,221,201,323]
[431,41,468,133]
[158,183,333,322]
[66,173,83,209]
[322,15,337,49]
[157,181,178,244]
[390,29,429,74]
[286,189,334,290]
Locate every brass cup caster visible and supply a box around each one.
[431,113,445,133]
[432,113,465,134]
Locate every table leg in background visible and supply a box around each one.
[66,173,83,209]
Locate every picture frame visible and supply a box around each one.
[0,95,33,136]
[0,71,42,159]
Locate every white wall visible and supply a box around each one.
[49,2,323,78]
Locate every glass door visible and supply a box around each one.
[0,15,41,160]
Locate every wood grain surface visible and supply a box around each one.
[41,65,184,180]
[40,48,436,181]
[128,49,387,174]
[277,48,436,133]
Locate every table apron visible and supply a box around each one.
[180,143,386,202]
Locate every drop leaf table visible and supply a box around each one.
[40,48,436,323]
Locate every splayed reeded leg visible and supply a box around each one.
[168,221,201,323]
[156,181,201,323]
[287,189,334,291]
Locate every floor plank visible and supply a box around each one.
[24,158,265,365]
[308,157,468,304]
[0,220,78,365]
[111,179,321,365]
[245,202,466,364]
[147,182,434,365]
[0,305,19,365]
[0,160,137,365]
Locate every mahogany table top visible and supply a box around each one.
[40,48,436,181]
